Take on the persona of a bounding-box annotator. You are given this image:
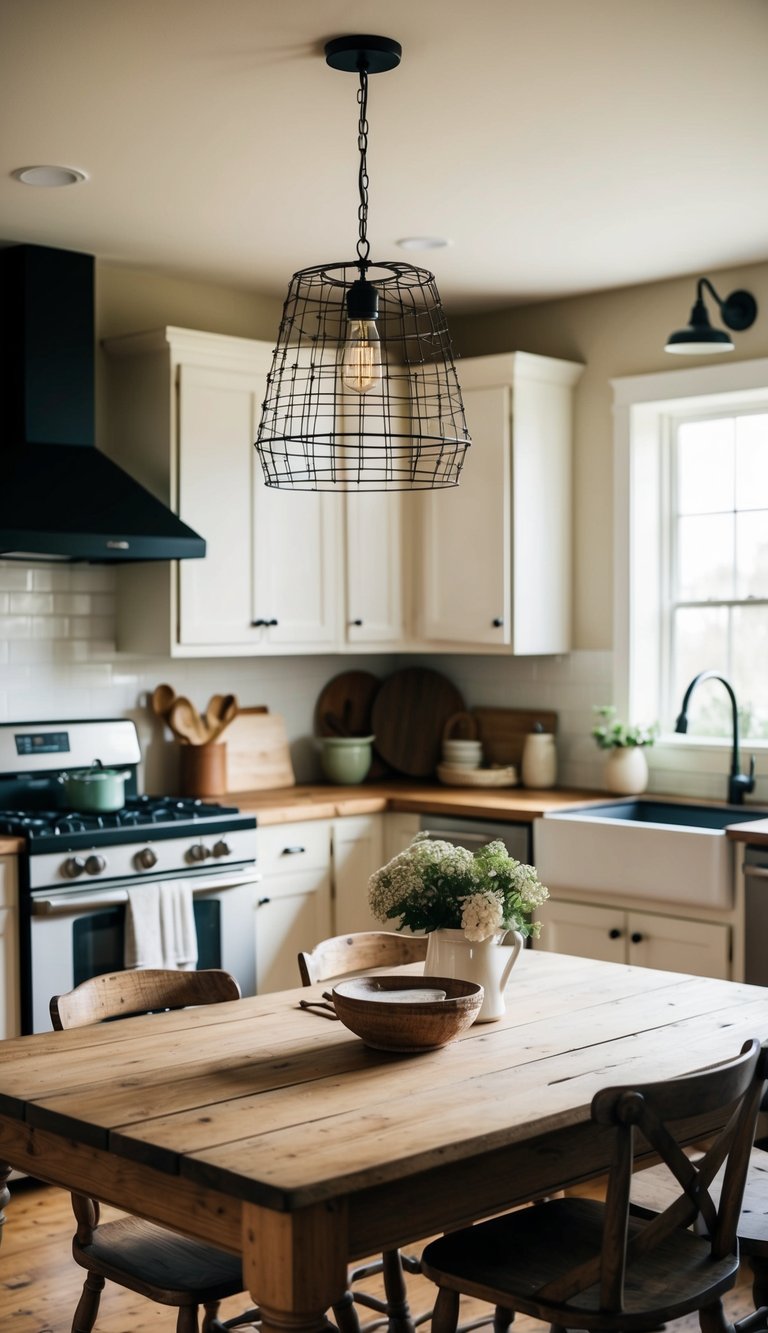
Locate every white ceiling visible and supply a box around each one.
[2,0,768,313]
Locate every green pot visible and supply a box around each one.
[319,735,375,785]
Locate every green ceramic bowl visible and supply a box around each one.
[319,735,375,785]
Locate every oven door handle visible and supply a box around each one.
[31,868,262,916]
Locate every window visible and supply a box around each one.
[613,358,768,752]
[667,409,768,739]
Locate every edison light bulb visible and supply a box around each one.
[342,319,382,394]
[342,275,382,394]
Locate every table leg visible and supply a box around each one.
[242,1199,350,1333]
[0,1162,11,1250]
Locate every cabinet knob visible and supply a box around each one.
[350,619,363,627]
[630,931,644,945]
[257,897,271,908]
[251,619,266,627]
[608,928,623,940]
[492,617,504,628]
[267,619,278,627]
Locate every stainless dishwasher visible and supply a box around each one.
[743,845,768,985]
[417,814,531,864]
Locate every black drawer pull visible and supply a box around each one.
[630,931,644,945]
[257,897,271,908]
[281,845,306,856]
[608,928,623,940]
[251,619,266,627]
[492,617,504,628]
[267,618,278,627]
[350,619,363,627]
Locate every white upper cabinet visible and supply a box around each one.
[344,491,404,644]
[104,328,341,656]
[416,352,584,654]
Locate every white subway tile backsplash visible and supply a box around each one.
[53,594,94,616]
[0,567,31,592]
[9,592,54,615]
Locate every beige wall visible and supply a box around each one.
[95,259,283,341]
[452,261,768,652]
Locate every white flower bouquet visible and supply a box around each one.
[368,834,549,943]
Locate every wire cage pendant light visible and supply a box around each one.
[255,35,471,492]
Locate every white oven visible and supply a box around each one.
[26,864,261,1034]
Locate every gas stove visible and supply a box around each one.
[0,718,258,891]
[4,718,261,1033]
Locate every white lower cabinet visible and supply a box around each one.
[255,822,332,994]
[383,813,420,861]
[0,857,20,1040]
[533,897,730,979]
[331,815,385,934]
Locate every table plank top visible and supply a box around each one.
[2,951,767,1211]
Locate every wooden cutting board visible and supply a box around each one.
[314,670,381,737]
[472,707,558,768]
[372,668,465,777]
[225,709,295,792]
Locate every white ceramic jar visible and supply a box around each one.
[521,728,557,789]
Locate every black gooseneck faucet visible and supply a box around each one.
[675,670,756,805]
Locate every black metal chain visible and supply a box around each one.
[356,66,370,267]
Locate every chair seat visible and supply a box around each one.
[74,1216,244,1303]
[421,1197,738,1331]
[632,1145,768,1253]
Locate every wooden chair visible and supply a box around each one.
[632,1142,768,1318]
[50,968,259,1333]
[299,932,431,1333]
[297,930,429,987]
[420,1038,767,1333]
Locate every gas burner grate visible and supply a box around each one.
[0,796,243,840]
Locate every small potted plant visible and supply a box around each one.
[591,705,659,795]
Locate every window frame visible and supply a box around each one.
[612,358,768,788]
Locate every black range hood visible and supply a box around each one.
[0,244,205,562]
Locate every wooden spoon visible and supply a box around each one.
[206,694,239,743]
[168,696,209,745]
[151,683,177,720]
[204,694,226,734]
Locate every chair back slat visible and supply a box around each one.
[537,1038,766,1314]
[50,968,241,1030]
[298,932,428,986]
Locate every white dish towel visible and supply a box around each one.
[124,881,199,971]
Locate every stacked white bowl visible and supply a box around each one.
[441,738,484,772]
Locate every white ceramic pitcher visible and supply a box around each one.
[425,928,523,1022]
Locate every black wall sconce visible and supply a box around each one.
[665,277,757,354]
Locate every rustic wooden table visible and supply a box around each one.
[1,951,767,1333]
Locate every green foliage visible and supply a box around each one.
[591,705,659,750]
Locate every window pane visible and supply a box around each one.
[731,606,768,740]
[736,511,768,599]
[676,514,734,600]
[735,414,768,511]
[677,418,734,515]
[671,606,729,734]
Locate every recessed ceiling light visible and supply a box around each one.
[395,236,451,251]
[12,165,88,188]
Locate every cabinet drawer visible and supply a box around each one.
[258,822,330,876]
[0,857,18,909]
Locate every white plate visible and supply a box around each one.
[437,763,518,788]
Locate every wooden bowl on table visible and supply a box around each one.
[332,975,484,1052]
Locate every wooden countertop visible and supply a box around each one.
[725,818,768,846]
[0,837,24,856]
[229,781,607,825]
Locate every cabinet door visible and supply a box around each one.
[178,364,262,646]
[532,898,625,964]
[383,813,421,861]
[255,868,333,994]
[627,912,730,980]
[418,385,510,646]
[332,815,384,934]
[252,484,340,648]
[0,858,19,1040]
[345,493,403,644]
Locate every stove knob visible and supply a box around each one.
[188,843,212,863]
[85,855,107,876]
[63,856,86,879]
[213,840,232,858]
[134,847,158,871]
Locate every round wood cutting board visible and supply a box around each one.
[314,670,381,738]
[371,667,465,777]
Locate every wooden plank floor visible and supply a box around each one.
[0,1177,758,1333]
